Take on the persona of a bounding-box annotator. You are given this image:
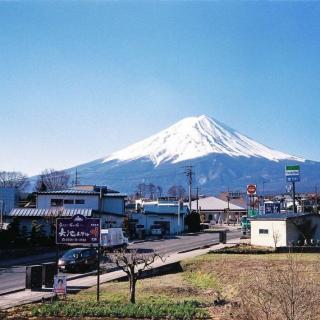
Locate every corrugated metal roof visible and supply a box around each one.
[37,189,127,197]
[188,196,245,211]
[8,208,93,217]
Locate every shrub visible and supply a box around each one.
[31,300,208,319]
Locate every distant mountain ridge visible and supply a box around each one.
[65,115,319,194]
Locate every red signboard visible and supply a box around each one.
[247,184,257,195]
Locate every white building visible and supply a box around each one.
[250,213,320,248]
[189,196,246,223]
[131,199,189,235]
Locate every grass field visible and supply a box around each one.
[6,249,320,319]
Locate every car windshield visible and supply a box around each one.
[62,250,82,259]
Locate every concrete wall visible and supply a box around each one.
[98,213,124,229]
[103,197,124,215]
[251,220,287,247]
[37,194,99,210]
[37,194,125,215]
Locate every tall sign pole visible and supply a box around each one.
[292,181,296,213]
[285,165,300,213]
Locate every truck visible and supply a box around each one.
[100,228,129,251]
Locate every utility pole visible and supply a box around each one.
[196,187,199,214]
[315,185,318,214]
[0,200,3,228]
[185,166,193,212]
[226,193,230,225]
[75,169,79,186]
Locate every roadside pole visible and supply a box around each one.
[196,187,199,214]
[292,181,296,213]
[177,200,180,235]
[97,188,102,303]
[285,165,300,214]
[316,186,318,214]
[226,194,230,225]
[0,200,3,228]
[55,216,59,275]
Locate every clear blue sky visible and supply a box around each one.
[1,1,319,176]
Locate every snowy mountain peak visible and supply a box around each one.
[103,115,304,166]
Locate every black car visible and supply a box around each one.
[58,248,98,272]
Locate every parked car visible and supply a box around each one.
[58,247,98,272]
[150,224,163,236]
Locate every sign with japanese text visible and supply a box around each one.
[56,214,100,244]
[285,165,300,182]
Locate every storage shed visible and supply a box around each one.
[250,213,320,248]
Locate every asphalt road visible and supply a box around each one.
[0,230,242,295]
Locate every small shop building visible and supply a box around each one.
[250,213,320,248]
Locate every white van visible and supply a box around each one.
[100,228,129,251]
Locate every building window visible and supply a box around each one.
[259,229,269,234]
[64,199,74,205]
[51,199,63,207]
[75,199,85,205]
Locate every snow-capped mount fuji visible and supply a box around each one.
[68,115,318,194]
[103,115,304,165]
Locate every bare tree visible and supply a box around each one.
[272,226,281,249]
[148,183,156,200]
[136,183,147,199]
[35,169,70,192]
[0,171,29,190]
[168,185,186,199]
[110,250,165,303]
[238,254,320,320]
[156,185,163,198]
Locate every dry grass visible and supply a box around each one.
[6,252,320,319]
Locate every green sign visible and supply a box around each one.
[248,209,258,217]
[285,165,300,171]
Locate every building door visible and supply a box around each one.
[155,221,170,234]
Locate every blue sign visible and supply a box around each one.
[286,176,300,182]
[265,202,281,214]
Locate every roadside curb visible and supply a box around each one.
[0,266,120,297]
[0,287,25,297]
[177,242,220,254]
